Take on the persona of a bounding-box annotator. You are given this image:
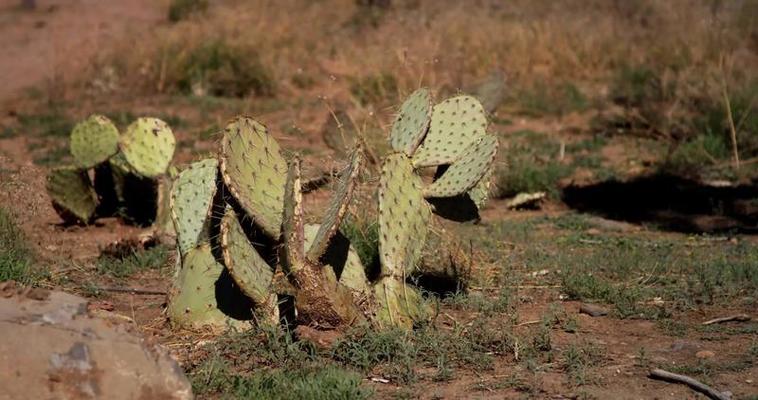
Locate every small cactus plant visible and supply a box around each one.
[46,114,177,229]
[166,88,498,333]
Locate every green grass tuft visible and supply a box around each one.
[96,245,169,278]
[168,0,208,22]
[0,208,40,284]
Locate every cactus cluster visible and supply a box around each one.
[392,91,499,209]
[167,89,498,332]
[46,115,176,228]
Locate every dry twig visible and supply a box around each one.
[649,369,730,400]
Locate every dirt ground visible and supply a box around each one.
[0,1,756,399]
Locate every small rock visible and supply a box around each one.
[505,192,546,209]
[0,288,192,399]
[696,350,715,359]
[579,303,609,317]
[586,228,602,235]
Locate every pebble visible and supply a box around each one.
[695,350,715,359]
[579,303,609,317]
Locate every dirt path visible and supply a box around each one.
[0,0,163,106]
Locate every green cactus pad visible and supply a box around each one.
[337,249,369,294]
[305,224,369,295]
[305,150,362,262]
[372,277,429,330]
[220,208,276,308]
[167,243,239,329]
[47,166,98,224]
[170,159,218,256]
[378,154,431,277]
[120,117,176,178]
[220,116,286,238]
[70,114,120,169]
[468,168,493,210]
[389,88,432,156]
[423,135,498,198]
[281,157,306,272]
[412,95,487,167]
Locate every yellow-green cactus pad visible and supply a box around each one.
[467,168,494,210]
[389,88,432,156]
[166,243,237,329]
[378,154,431,277]
[70,114,120,169]
[305,224,369,295]
[220,208,276,308]
[47,166,98,224]
[372,277,429,330]
[219,116,286,238]
[412,95,487,167]
[170,159,218,256]
[120,117,176,178]
[423,135,498,198]
[306,150,362,262]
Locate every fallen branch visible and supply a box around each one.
[92,286,167,296]
[515,320,541,327]
[649,369,730,400]
[701,314,750,325]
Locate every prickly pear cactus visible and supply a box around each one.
[167,243,241,329]
[467,168,494,210]
[220,208,277,318]
[70,114,120,169]
[120,117,176,178]
[304,224,369,295]
[423,135,498,198]
[412,95,487,167]
[305,150,362,262]
[372,277,429,330]
[378,154,431,277]
[46,166,98,224]
[170,159,218,256]
[389,88,431,157]
[281,157,306,272]
[281,159,364,327]
[220,116,286,238]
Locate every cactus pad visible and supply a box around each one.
[220,116,286,238]
[166,243,236,329]
[305,150,362,262]
[372,277,429,330]
[378,154,431,277]
[423,135,498,198]
[389,88,432,156]
[47,166,98,224]
[170,159,218,256]
[220,208,277,310]
[467,168,493,210]
[70,114,120,168]
[120,117,176,178]
[304,224,369,295]
[281,157,306,272]
[412,95,487,167]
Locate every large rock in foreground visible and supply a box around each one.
[0,283,192,400]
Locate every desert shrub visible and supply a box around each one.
[514,82,589,117]
[171,40,275,98]
[168,0,208,22]
[0,208,36,284]
[349,72,398,105]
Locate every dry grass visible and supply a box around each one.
[96,0,757,98]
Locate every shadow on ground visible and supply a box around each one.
[562,174,758,234]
